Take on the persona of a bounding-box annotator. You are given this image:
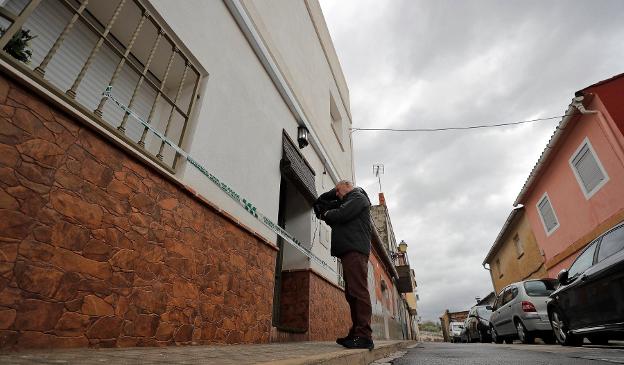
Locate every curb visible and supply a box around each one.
[258,340,417,365]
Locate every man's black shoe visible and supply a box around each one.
[342,336,374,350]
[336,335,351,346]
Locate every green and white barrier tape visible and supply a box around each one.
[102,86,343,283]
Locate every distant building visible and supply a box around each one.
[482,207,548,293]
[439,310,469,342]
[513,74,624,277]
[369,193,417,340]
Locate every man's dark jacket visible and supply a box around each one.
[317,187,372,257]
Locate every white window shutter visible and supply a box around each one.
[572,144,606,194]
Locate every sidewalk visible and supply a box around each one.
[0,340,416,365]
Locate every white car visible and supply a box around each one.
[449,321,465,343]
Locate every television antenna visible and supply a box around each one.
[373,163,384,192]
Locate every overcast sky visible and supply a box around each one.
[318,0,624,322]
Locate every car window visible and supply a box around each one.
[511,287,519,300]
[502,288,514,305]
[597,224,624,262]
[568,241,598,279]
[476,307,492,320]
[494,289,505,309]
[524,279,558,296]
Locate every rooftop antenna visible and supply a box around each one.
[373,163,384,192]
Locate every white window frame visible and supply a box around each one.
[513,234,524,258]
[568,137,610,200]
[536,192,560,236]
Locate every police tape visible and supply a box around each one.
[102,86,343,282]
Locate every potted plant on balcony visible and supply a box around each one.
[1,27,36,63]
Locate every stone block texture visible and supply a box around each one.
[275,270,349,341]
[0,73,277,349]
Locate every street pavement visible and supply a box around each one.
[390,342,624,365]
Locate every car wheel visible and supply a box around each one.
[550,310,582,347]
[491,325,503,344]
[467,332,472,343]
[516,320,534,344]
[588,335,609,346]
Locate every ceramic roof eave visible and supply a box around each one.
[512,96,593,206]
[482,206,524,265]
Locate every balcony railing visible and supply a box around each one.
[396,264,414,293]
[0,0,202,170]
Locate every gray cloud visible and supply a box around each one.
[320,0,624,321]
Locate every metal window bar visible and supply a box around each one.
[156,61,189,160]
[0,0,202,171]
[33,0,89,77]
[65,0,127,99]
[94,8,148,117]
[138,44,177,146]
[118,29,163,135]
[0,0,41,49]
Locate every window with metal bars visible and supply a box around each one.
[0,0,203,170]
[569,137,609,199]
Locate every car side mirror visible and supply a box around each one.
[557,269,569,285]
[486,305,493,311]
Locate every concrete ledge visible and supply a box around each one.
[258,341,415,365]
[0,341,417,364]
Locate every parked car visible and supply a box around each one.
[547,220,624,347]
[449,321,464,343]
[490,279,558,344]
[464,305,492,343]
[459,319,470,343]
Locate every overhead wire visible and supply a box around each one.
[350,113,578,133]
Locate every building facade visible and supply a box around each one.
[370,193,417,340]
[0,0,392,350]
[514,75,624,277]
[482,207,548,293]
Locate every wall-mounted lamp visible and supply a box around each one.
[391,240,409,260]
[297,126,309,149]
[398,240,408,253]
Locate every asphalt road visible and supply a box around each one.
[391,342,624,365]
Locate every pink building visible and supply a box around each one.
[514,74,624,277]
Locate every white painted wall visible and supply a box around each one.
[148,0,352,284]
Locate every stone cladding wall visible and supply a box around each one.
[0,73,277,349]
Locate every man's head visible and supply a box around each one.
[335,180,354,200]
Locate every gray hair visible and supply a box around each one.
[336,179,353,187]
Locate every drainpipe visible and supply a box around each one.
[576,92,624,169]
[482,263,496,294]
[224,0,342,183]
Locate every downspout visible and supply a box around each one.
[577,92,624,169]
[224,0,342,183]
[482,263,496,294]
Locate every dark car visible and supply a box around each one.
[547,220,624,346]
[464,305,492,343]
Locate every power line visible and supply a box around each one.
[350,113,577,132]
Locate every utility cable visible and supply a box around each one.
[350,113,578,133]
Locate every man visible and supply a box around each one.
[315,180,374,350]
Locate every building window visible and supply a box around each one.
[0,0,203,170]
[513,234,524,258]
[569,137,609,199]
[496,258,503,278]
[537,193,559,235]
[329,92,344,151]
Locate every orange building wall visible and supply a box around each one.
[522,95,624,276]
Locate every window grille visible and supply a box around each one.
[0,0,202,170]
